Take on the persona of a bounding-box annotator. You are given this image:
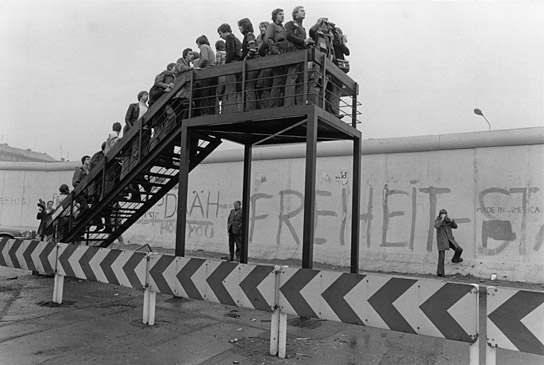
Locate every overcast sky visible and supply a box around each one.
[1,0,542,161]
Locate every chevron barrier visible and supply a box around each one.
[0,238,57,274]
[146,253,276,311]
[278,267,479,343]
[486,286,544,364]
[56,243,147,290]
[1,240,486,362]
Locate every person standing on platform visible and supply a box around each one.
[148,63,176,107]
[72,155,91,219]
[238,18,258,111]
[256,21,271,108]
[227,200,243,262]
[434,208,464,277]
[329,26,350,118]
[284,5,314,107]
[215,40,227,113]
[217,23,242,113]
[124,91,148,136]
[263,8,288,107]
[195,35,216,115]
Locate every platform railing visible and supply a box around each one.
[186,49,361,127]
[45,49,360,243]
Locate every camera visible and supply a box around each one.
[37,199,45,209]
[322,19,335,28]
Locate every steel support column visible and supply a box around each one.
[302,111,318,269]
[175,125,191,257]
[241,144,252,264]
[351,136,361,273]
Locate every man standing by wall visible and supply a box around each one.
[227,200,243,262]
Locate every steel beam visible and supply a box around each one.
[351,136,361,273]
[302,110,317,269]
[175,125,191,257]
[241,144,252,263]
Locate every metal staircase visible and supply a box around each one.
[43,49,362,249]
[43,76,222,247]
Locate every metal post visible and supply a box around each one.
[175,125,190,257]
[469,284,480,365]
[138,119,143,161]
[269,309,280,356]
[351,136,361,273]
[486,286,497,365]
[269,265,281,356]
[53,273,64,304]
[302,111,317,269]
[278,311,287,358]
[188,71,194,117]
[143,286,150,323]
[241,144,252,264]
[303,49,309,103]
[321,54,327,108]
[352,82,358,129]
[241,61,246,112]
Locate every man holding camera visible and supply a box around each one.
[434,208,463,277]
[36,199,54,241]
[308,17,336,107]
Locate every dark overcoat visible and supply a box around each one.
[434,218,459,251]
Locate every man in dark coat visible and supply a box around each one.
[434,208,463,277]
[124,91,149,136]
[148,63,176,106]
[284,6,314,107]
[227,200,243,261]
[72,155,91,219]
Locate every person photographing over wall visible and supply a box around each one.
[434,208,463,277]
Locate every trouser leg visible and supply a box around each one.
[450,242,463,262]
[269,66,285,108]
[228,232,235,260]
[307,62,322,106]
[437,250,445,276]
[259,68,273,109]
[284,63,303,107]
[234,234,241,262]
[245,71,259,111]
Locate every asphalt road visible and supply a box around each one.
[1,253,543,365]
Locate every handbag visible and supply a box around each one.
[337,59,350,73]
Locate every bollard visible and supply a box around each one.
[269,308,280,356]
[278,311,287,358]
[52,273,64,304]
[269,265,282,356]
[142,286,156,325]
[468,284,480,365]
[143,286,150,324]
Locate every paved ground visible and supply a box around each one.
[1,246,543,365]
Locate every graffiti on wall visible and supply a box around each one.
[0,197,32,207]
[137,190,227,239]
[478,187,542,255]
[131,174,542,257]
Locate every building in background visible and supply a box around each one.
[0,143,56,162]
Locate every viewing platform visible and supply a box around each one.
[45,48,363,272]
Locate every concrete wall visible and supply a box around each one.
[1,127,543,283]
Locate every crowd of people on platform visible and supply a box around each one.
[147,6,350,118]
[36,6,350,244]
